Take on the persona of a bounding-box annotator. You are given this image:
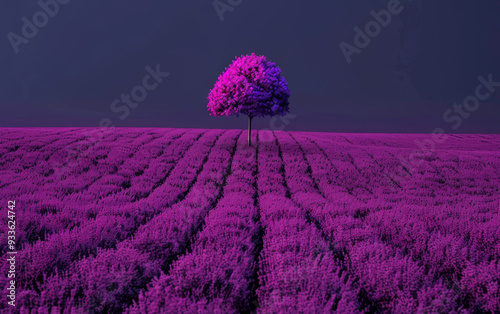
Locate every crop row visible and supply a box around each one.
[290,132,500,312]
[1,128,498,312]
[3,130,222,301]
[128,130,258,313]
[20,130,240,312]
[256,132,359,312]
[0,130,191,255]
[275,131,469,312]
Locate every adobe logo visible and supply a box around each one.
[7,0,72,54]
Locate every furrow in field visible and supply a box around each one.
[307,133,500,312]
[255,130,359,313]
[29,130,240,313]
[360,161,500,311]
[48,131,170,200]
[43,131,154,199]
[0,130,189,254]
[86,129,188,200]
[0,128,121,175]
[376,142,500,312]
[2,130,222,295]
[0,129,126,196]
[0,129,93,191]
[0,130,149,239]
[294,133,375,202]
[0,130,131,257]
[0,128,80,160]
[3,130,499,313]
[124,130,260,313]
[276,131,453,313]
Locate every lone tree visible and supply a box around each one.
[208,53,291,145]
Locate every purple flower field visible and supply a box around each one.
[1,128,499,313]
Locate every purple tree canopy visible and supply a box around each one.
[208,53,291,118]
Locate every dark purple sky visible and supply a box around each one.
[0,0,499,133]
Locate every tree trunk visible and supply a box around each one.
[248,116,253,146]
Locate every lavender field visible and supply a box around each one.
[1,128,499,313]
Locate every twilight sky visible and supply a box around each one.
[0,0,499,133]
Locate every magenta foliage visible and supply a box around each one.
[39,248,160,313]
[274,131,500,312]
[129,131,258,313]
[0,128,499,313]
[28,129,239,313]
[207,53,290,118]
